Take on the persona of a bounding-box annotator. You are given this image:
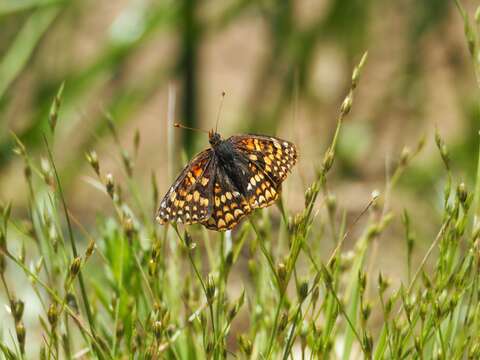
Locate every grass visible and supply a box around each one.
[1,4,480,360]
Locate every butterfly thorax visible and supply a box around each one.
[208,131,240,176]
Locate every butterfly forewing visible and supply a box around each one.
[229,134,297,208]
[156,150,215,225]
[230,135,297,185]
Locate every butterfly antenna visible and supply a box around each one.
[174,123,209,134]
[215,91,226,133]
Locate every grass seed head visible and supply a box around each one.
[312,285,320,305]
[23,164,32,182]
[0,229,5,251]
[105,173,115,198]
[363,331,373,357]
[205,341,214,356]
[279,311,289,332]
[148,259,157,277]
[385,296,393,317]
[152,320,163,339]
[40,157,54,188]
[86,150,100,176]
[361,302,372,322]
[358,271,367,294]
[340,94,353,116]
[12,299,24,323]
[435,128,451,170]
[228,291,245,322]
[116,322,124,340]
[321,264,333,288]
[378,272,390,294]
[400,146,411,167]
[48,82,64,133]
[206,273,216,304]
[238,334,252,356]
[121,150,134,177]
[16,321,26,353]
[184,230,195,250]
[322,149,335,173]
[134,129,141,156]
[298,280,309,301]
[0,254,5,274]
[48,303,58,327]
[69,256,82,278]
[85,240,96,259]
[225,250,233,269]
[457,182,468,204]
[122,215,134,240]
[277,262,287,290]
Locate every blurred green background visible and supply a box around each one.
[0,0,479,355]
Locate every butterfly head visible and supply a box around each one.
[208,130,222,147]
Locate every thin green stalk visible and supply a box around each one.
[171,226,216,347]
[0,248,109,359]
[334,287,367,357]
[249,219,281,290]
[405,219,451,296]
[282,304,302,360]
[308,253,367,357]
[473,137,480,232]
[436,323,447,358]
[255,212,301,358]
[214,232,226,358]
[42,137,97,336]
[111,230,125,358]
[265,292,286,358]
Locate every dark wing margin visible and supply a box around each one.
[156,149,215,225]
[201,168,252,231]
[229,134,297,208]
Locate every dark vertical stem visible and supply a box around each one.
[180,0,199,157]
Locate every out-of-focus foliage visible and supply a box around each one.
[0,0,480,358]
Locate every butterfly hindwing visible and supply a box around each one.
[201,168,251,231]
[156,150,215,225]
[244,162,279,209]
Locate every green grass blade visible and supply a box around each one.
[0,0,64,16]
[0,7,59,99]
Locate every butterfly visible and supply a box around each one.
[156,130,297,231]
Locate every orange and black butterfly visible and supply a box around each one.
[156,130,297,231]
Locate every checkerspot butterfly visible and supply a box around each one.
[156,130,297,231]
